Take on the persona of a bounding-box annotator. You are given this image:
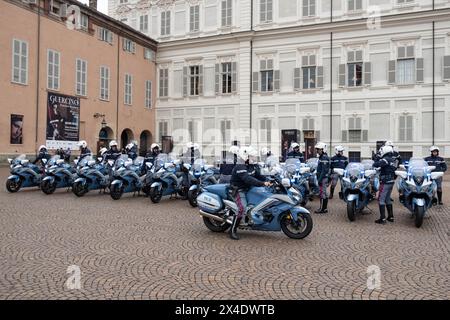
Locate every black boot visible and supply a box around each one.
[437,191,443,205]
[375,205,386,224]
[314,199,323,214]
[386,204,394,222]
[315,199,328,214]
[229,216,241,240]
[329,187,335,199]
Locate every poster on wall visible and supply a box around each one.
[46,92,80,150]
[10,114,23,144]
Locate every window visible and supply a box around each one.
[348,152,361,163]
[98,27,113,44]
[144,48,155,61]
[190,5,200,32]
[123,38,136,53]
[119,0,128,3]
[120,18,128,23]
[260,119,272,144]
[50,0,62,16]
[399,115,413,141]
[190,66,200,96]
[12,39,28,85]
[188,120,199,142]
[159,121,168,142]
[302,54,316,89]
[260,59,274,92]
[140,15,148,33]
[348,117,362,142]
[260,0,273,23]
[397,45,415,85]
[159,68,169,97]
[100,66,110,101]
[145,80,152,108]
[161,11,171,36]
[397,0,414,4]
[221,0,232,27]
[80,14,89,31]
[302,0,316,17]
[124,74,133,105]
[75,58,87,96]
[347,50,363,87]
[47,49,60,90]
[348,0,362,11]
[221,62,232,94]
[220,120,231,144]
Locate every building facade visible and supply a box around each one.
[109,0,450,161]
[0,0,157,159]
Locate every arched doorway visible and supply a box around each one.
[139,130,152,156]
[97,127,114,154]
[120,128,134,150]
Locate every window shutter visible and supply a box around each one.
[107,31,113,44]
[231,62,237,93]
[339,64,346,87]
[348,51,355,63]
[416,58,424,83]
[398,47,405,59]
[309,118,315,130]
[362,130,368,142]
[198,65,203,95]
[355,50,363,62]
[183,66,188,97]
[364,62,371,85]
[407,46,414,58]
[310,55,316,66]
[294,67,301,90]
[443,56,450,81]
[349,118,354,130]
[252,72,259,92]
[388,60,396,85]
[356,117,362,129]
[315,131,320,141]
[302,118,308,130]
[302,56,308,66]
[260,60,266,70]
[274,70,280,91]
[267,59,273,70]
[122,38,126,50]
[407,115,413,141]
[342,130,348,142]
[215,63,220,95]
[317,66,324,88]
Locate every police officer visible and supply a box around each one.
[314,142,330,214]
[33,145,51,166]
[126,141,138,160]
[77,140,92,162]
[329,145,348,199]
[104,140,122,162]
[229,146,271,240]
[98,147,108,163]
[373,145,397,224]
[425,146,447,205]
[287,143,305,163]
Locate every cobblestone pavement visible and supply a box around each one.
[0,167,448,300]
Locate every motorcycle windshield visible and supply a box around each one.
[408,158,428,170]
[78,156,94,167]
[47,155,61,166]
[307,158,318,170]
[133,156,145,166]
[346,163,364,178]
[180,149,201,164]
[154,153,170,170]
[114,154,129,170]
[285,158,301,174]
[408,160,427,182]
[361,160,374,170]
[193,159,207,172]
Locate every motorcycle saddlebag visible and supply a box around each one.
[197,192,224,214]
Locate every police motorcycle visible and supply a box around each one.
[72,156,111,197]
[196,172,313,239]
[283,158,311,207]
[362,159,379,200]
[149,153,190,203]
[6,154,43,192]
[306,157,320,200]
[110,155,146,200]
[333,162,377,222]
[40,155,77,195]
[395,158,443,228]
[187,159,220,207]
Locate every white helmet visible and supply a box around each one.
[291,142,300,150]
[229,145,240,155]
[335,145,345,154]
[38,145,47,152]
[261,147,270,155]
[430,146,440,153]
[131,140,138,146]
[126,143,134,150]
[238,146,258,161]
[380,145,393,157]
[77,140,87,149]
[109,140,118,148]
[99,147,108,156]
[186,142,199,150]
[315,142,327,150]
[151,143,160,150]
[385,140,394,147]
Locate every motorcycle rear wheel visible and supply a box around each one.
[188,189,198,207]
[178,186,189,200]
[41,180,56,195]
[6,178,22,193]
[149,187,162,203]
[110,184,123,200]
[414,206,425,228]
[347,201,356,222]
[202,217,230,232]
[280,212,313,239]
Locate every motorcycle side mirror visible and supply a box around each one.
[7,158,12,164]
[364,169,376,178]
[108,160,114,166]
[333,168,344,176]
[395,171,408,179]
[430,172,444,180]
[146,162,153,169]
[73,159,78,165]
[281,178,291,188]
[427,166,436,172]
[97,157,102,162]
[20,159,29,165]
[88,160,96,167]
[42,159,47,164]
[399,164,406,170]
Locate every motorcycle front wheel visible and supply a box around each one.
[6,178,22,193]
[149,187,162,203]
[110,184,123,200]
[188,189,198,207]
[347,201,356,222]
[41,179,56,195]
[202,217,230,232]
[280,212,313,239]
[414,206,425,228]
[72,182,88,197]
[178,186,189,200]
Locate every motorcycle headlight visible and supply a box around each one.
[413,176,424,186]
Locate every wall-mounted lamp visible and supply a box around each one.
[93,113,107,128]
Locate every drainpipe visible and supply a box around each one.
[116,35,120,142]
[432,20,435,146]
[249,0,254,141]
[330,32,333,153]
[35,2,41,150]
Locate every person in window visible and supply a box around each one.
[425,146,447,205]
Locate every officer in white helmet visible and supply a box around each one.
[329,145,348,199]
[373,145,397,224]
[287,142,305,163]
[229,146,272,240]
[98,147,108,163]
[125,142,138,160]
[33,145,51,165]
[77,140,92,162]
[424,146,447,205]
[314,142,331,214]
[104,140,121,162]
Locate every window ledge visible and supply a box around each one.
[345,86,364,91]
[396,84,416,88]
[11,81,28,86]
[99,98,110,102]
